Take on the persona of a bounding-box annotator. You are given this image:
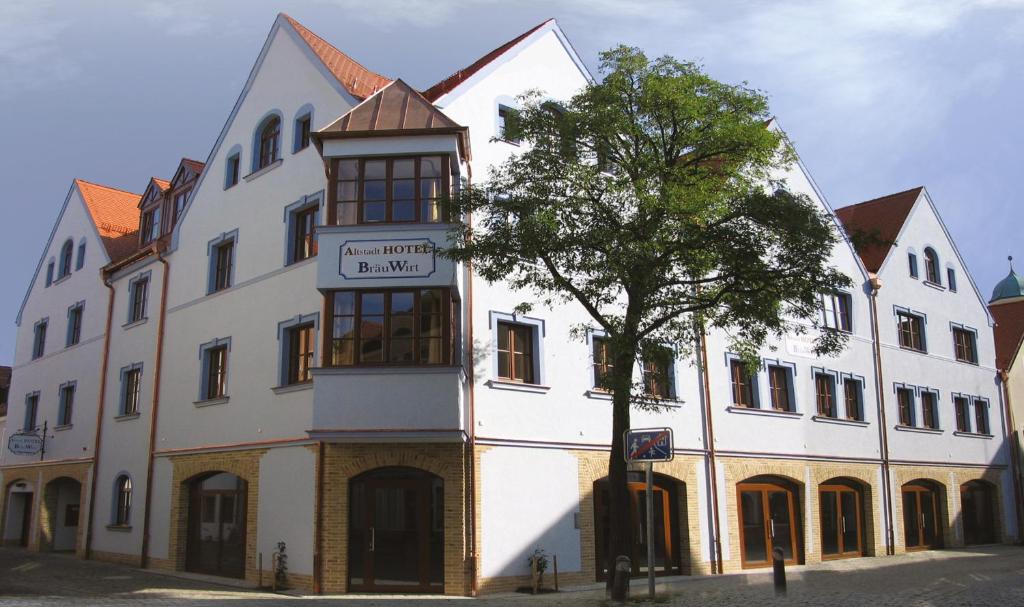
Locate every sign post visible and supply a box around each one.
[624,427,674,600]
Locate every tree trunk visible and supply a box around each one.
[605,346,636,593]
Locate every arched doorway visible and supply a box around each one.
[819,478,865,559]
[41,477,82,552]
[593,472,684,580]
[3,480,34,547]
[736,476,801,568]
[901,480,944,551]
[185,472,248,578]
[348,467,444,593]
[961,480,997,545]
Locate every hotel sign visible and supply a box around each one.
[339,238,437,280]
[8,432,43,456]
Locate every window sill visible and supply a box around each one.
[953,431,993,439]
[811,415,869,427]
[114,413,140,422]
[486,379,551,394]
[243,158,282,182]
[726,406,802,418]
[316,222,455,234]
[54,424,72,431]
[284,255,317,269]
[53,274,71,286]
[122,317,148,330]
[898,345,928,355]
[314,365,462,376]
[272,382,313,395]
[106,525,132,532]
[585,389,614,401]
[954,358,979,366]
[194,396,230,408]
[894,424,943,435]
[923,281,945,291]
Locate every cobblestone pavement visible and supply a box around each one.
[1,545,1022,606]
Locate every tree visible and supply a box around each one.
[444,46,851,590]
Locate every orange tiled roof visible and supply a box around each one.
[181,158,205,174]
[422,19,553,102]
[834,187,923,273]
[990,299,1024,370]
[153,177,171,191]
[281,13,392,101]
[75,179,142,262]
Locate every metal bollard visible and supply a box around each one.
[772,547,786,596]
[611,555,631,601]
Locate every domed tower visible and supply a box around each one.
[989,257,1024,372]
[991,261,1024,305]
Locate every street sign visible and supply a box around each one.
[8,432,44,456]
[624,427,673,463]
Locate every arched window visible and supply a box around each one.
[58,239,74,279]
[114,475,132,525]
[924,248,941,284]
[76,239,86,270]
[257,116,281,170]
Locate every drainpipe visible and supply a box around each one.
[464,163,478,596]
[140,247,169,568]
[868,275,896,555]
[998,371,1024,542]
[698,326,723,574]
[84,276,116,559]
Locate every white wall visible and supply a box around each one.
[257,446,315,576]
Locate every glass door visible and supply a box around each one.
[738,482,798,568]
[902,484,940,551]
[631,484,673,576]
[820,485,862,559]
[187,473,247,579]
[961,483,996,545]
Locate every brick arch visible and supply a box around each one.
[39,476,84,553]
[895,472,950,550]
[815,474,879,558]
[0,477,37,549]
[956,472,1005,544]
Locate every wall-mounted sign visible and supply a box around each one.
[339,238,437,280]
[784,333,819,359]
[8,432,43,456]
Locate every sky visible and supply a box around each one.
[1,0,1022,365]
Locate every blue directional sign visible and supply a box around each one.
[624,427,674,462]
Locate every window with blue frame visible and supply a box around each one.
[76,239,86,270]
[908,252,919,278]
[58,381,75,426]
[842,377,864,421]
[66,301,84,346]
[119,364,142,416]
[730,359,757,407]
[58,239,74,279]
[206,231,237,294]
[815,372,838,417]
[23,392,39,431]
[767,365,795,411]
[947,267,957,292]
[294,113,312,152]
[198,337,231,401]
[32,318,47,359]
[45,260,54,287]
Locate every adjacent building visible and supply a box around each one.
[0,13,1017,595]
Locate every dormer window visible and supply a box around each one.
[924,247,941,284]
[172,190,189,225]
[332,156,449,225]
[257,116,281,170]
[140,206,161,244]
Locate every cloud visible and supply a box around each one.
[0,0,76,97]
[138,0,215,36]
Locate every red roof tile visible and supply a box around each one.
[153,177,171,191]
[422,19,553,102]
[282,13,392,101]
[75,179,142,263]
[990,299,1024,370]
[834,187,923,273]
[181,158,205,174]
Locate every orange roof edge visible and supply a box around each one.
[75,178,143,262]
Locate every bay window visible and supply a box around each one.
[332,156,448,225]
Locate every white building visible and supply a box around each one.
[0,13,1016,595]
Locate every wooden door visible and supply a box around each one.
[820,485,862,559]
[902,485,940,550]
[738,483,798,568]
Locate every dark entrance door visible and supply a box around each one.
[961,481,996,545]
[593,475,681,580]
[902,483,941,550]
[737,482,798,568]
[820,484,863,559]
[186,472,247,578]
[18,494,33,547]
[348,468,443,593]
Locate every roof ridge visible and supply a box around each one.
[74,178,141,197]
[836,186,924,212]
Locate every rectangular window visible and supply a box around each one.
[767,366,792,411]
[46,262,54,287]
[291,205,318,264]
[908,253,919,278]
[947,268,957,292]
[32,320,47,359]
[58,383,75,426]
[843,378,863,421]
[285,323,315,385]
[23,393,38,431]
[226,154,240,188]
[122,368,141,416]
[592,336,613,390]
[821,292,852,332]
[333,156,448,226]
[498,105,520,144]
[67,303,83,347]
[140,207,161,244]
[76,241,86,270]
[172,190,189,225]
[953,327,977,364]
[129,277,148,323]
[730,360,756,407]
[203,346,228,400]
[212,240,234,292]
[295,115,312,151]
[897,312,925,352]
[921,391,938,429]
[974,399,990,435]
[642,347,672,399]
[897,387,914,426]
[497,321,535,383]
[329,289,452,367]
[815,373,836,418]
[954,395,971,432]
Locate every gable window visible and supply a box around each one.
[767,365,793,411]
[76,240,86,270]
[730,360,757,407]
[333,156,448,225]
[140,207,161,244]
[290,204,318,264]
[897,311,926,352]
[815,373,837,418]
[920,391,938,429]
[923,248,941,284]
[329,289,453,367]
[121,365,142,416]
[23,393,39,431]
[58,382,75,426]
[172,190,189,225]
[58,239,74,279]
[32,319,47,359]
[46,261,55,287]
[908,252,919,279]
[952,326,977,364]
[822,292,852,332]
[954,395,971,432]
[497,321,535,383]
[226,153,241,188]
[114,475,132,526]
[843,378,864,421]
[497,105,520,144]
[897,387,915,426]
[202,344,229,400]
[207,233,236,294]
[258,116,281,169]
[67,302,84,346]
[974,398,990,435]
[294,113,312,152]
[947,268,957,292]
[592,336,613,390]
[642,347,673,399]
[128,275,149,323]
